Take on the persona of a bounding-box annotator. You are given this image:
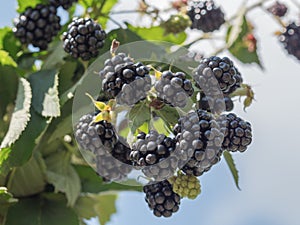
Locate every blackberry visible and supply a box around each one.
[62,17,106,61]
[162,14,191,34]
[102,62,152,105]
[168,172,201,199]
[130,130,178,181]
[13,4,61,50]
[154,71,194,108]
[49,0,78,10]
[279,22,300,61]
[173,109,224,176]
[187,0,225,32]
[198,94,234,113]
[99,53,134,79]
[221,113,252,153]
[143,180,181,217]
[74,113,132,181]
[193,56,243,97]
[267,1,287,17]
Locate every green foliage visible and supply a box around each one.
[223,151,240,190]
[17,0,47,13]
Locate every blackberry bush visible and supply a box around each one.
[193,56,243,97]
[173,109,224,176]
[143,180,181,217]
[49,0,78,10]
[279,22,300,61]
[62,17,106,61]
[130,130,178,181]
[13,4,61,50]
[187,0,225,32]
[154,71,194,108]
[102,62,152,105]
[221,113,252,153]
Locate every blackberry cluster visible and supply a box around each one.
[221,113,252,153]
[198,94,234,113]
[279,22,300,61]
[187,0,225,32]
[62,17,106,61]
[49,0,78,9]
[130,130,178,181]
[154,71,194,108]
[193,56,243,97]
[173,110,224,176]
[169,173,201,199]
[13,4,61,50]
[74,113,132,181]
[102,62,152,105]
[163,14,191,34]
[99,53,134,79]
[143,180,181,217]
[267,1,287,17]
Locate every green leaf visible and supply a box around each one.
[223,151,241,190]
[0,187,18,224]
[0,148,12,185]
[5,193,80,225]
[75,193,117,225]
[17,0,47,13]
[7,153,47,197]
[1,78,32,149]
[127,24,187,45]
[97,0,119,29]
[42,41,68,70]
[0,50,17,67]
[78,0,94,8]
[0,27,21,60]
[29,70,61,117]
[226,15,262,68]
[128,101,151,133]
[45,151,81,206]
[74,165,143,193]
[153,105,179,130]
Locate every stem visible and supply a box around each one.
[98,0,108,14]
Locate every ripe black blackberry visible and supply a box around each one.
[49,0,78,10]
[162,14,191,34]
[198,94,234,113]
[13,4,61,50]
[279,22,300,61]
[187,0,225,32]
[143,180,181,217]
[154,71,194,108]
[193,56,243,97]
[99,53,134,79]
[62,17,106,61]
[267,1,287,17]
[74,113,132,181]
[102,62,152,105]
[173,109,224,176]
[221,113,252,153]
[130,130,178,181]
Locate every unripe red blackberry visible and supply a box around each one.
[173,109,224,176]
[187,0,225,32]
[193,56,243,97]
[279,22,300,61]
[49,0,78,10]
[62,17,106,61]
[102,62,152,105]
[154,71,194,108]
[143,180,181,217]
[13,4,61,50]
[221,113,252,153]
[130,130,178,181]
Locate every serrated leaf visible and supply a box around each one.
[1,78,32,148]
[153,105,179,130]
[0,50,17,67]
[223,151,241,190]
[0,27,21,60]
[0,148,12,184]
[45,151,81,206]
[17,0,47,13]
[127,24,187,45]
[29,70,61,117]
[128,102,151,133]
[7,152,47,197]
[5,193,80,225]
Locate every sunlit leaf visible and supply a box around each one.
[223,151,241,190]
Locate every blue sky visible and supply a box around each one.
[1,1,300,225]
